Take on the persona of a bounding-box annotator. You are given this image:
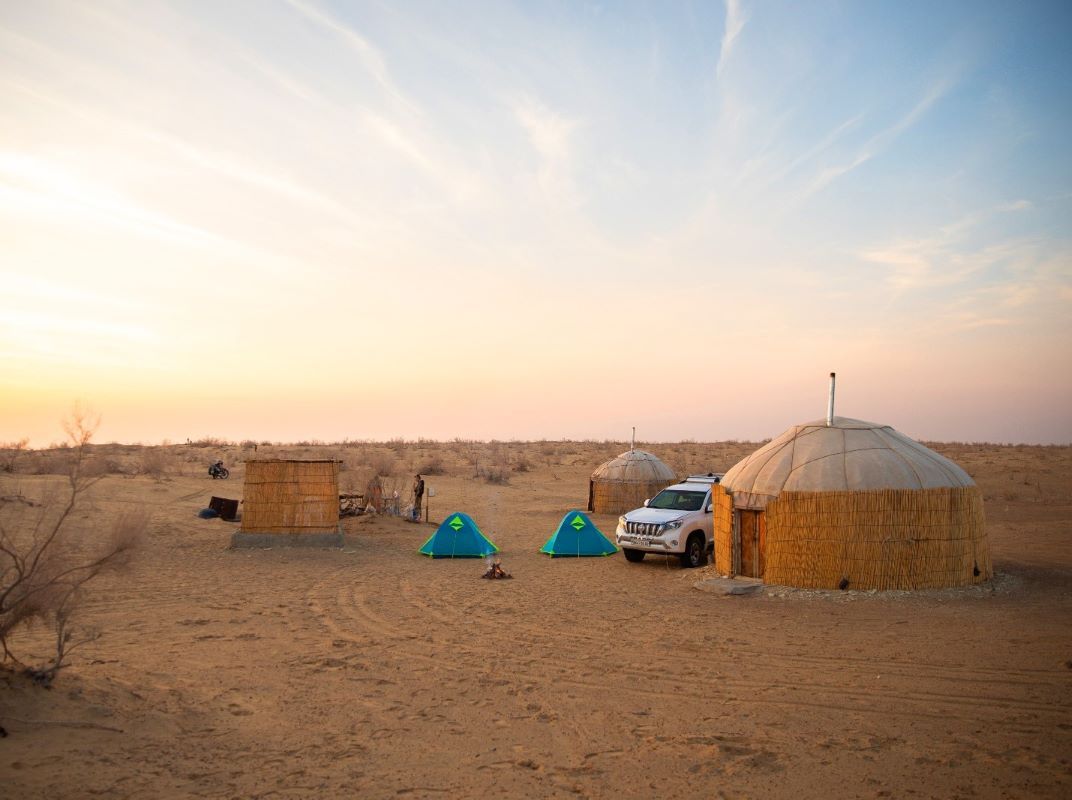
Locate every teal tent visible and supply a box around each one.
[419,512,499,558]
[540,511,618,557]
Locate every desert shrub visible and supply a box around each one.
[367,452,397,478]
[91,457,127,476]
[0,408,145,684]
[188,436,231,448]
[1,438,30,473]
[139,448,169,478]
[24,451,68,476]
[475,463,511,485]
[512,455,532,473]
[416,455,445,475]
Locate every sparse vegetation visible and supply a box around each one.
[0,408,145,684]
[475,464,511,485]
[1,438,30,473]
[366,452,397,478]
[416,455,445,475]
[187,436,232,448]
[139,448,170,479]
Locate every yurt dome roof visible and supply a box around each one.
[722,417,974,509]
[591,449,676,483]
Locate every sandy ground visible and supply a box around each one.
[1,441,1070,798]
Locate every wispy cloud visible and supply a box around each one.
[512,95,581,206]
[857,197,1072,344]
[0,309,154,343]
[716,0,747,78]
[999,198,1032,212]
[0,151,227,247]
[233,48,324,106]
[804,78,954,197]
[1,273,143,312]
[283,0,417,115]
[513,96,577,163]
[3,79,371,232]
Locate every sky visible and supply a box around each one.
[1,0,1070,446]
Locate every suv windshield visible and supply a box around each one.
[647,489,706,512]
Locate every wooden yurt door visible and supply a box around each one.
[737,510,765,579]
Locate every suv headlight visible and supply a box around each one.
[618,516,628,529]
[661,519,683,532]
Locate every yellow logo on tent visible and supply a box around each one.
[571,515,585,530]
[449,515,464,531]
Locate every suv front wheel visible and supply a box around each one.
[623,548,645,563]
[679,533,706,568]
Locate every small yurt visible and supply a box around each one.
[233,459,342,547]
[713,417,990,590]
[588,449,677,515]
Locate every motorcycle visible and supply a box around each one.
[209,460,230,479]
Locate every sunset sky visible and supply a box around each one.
[2,0,1070,446]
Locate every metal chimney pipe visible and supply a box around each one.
[631,426,636,451]
[827,372,836,426]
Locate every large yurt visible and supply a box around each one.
[588,449,677,515]
[712,417,990,590]
[233,459,342,547]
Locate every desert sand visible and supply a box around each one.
[2,439,1070,798]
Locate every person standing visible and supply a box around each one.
[412,474,425,521]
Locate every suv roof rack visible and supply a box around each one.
[684,473,724,484]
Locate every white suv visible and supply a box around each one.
[615,474,723,568]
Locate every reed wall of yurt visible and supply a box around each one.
[589,479,674,516]
[241,460,340,534]
[712,486,734,573]
[761,487,989,590]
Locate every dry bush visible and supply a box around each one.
[138,448,170,478]
[474,458,511,485]
[1,438,30,473]
[475,461,512,486]
[366,452,397,478]
[188,436,231,448]
[28,449,82,476]
[0,408,145,684]
[416,455,445,475]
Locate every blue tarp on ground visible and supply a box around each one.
[418,512,499,558]
[539,510,618,557]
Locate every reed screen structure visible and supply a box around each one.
[588,449,677,515]
[234,459,341,547]
[713,417,990,590]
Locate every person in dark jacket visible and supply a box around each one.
[412,474,425,521]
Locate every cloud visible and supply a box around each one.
[1,273,143,312]
[804,78,954,197]
[766,113,865,186]
[999,199,1032,212]
[0,151,227,248]
[512,96,580,205]
[2,79,371,232]
[233,48,324,106]
[283,0,417,115]
[513,96,577,163]
[716,0,747,78]
[0,309,154,343]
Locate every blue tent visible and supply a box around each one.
[540,511,618,557]
[419,512,499,558]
